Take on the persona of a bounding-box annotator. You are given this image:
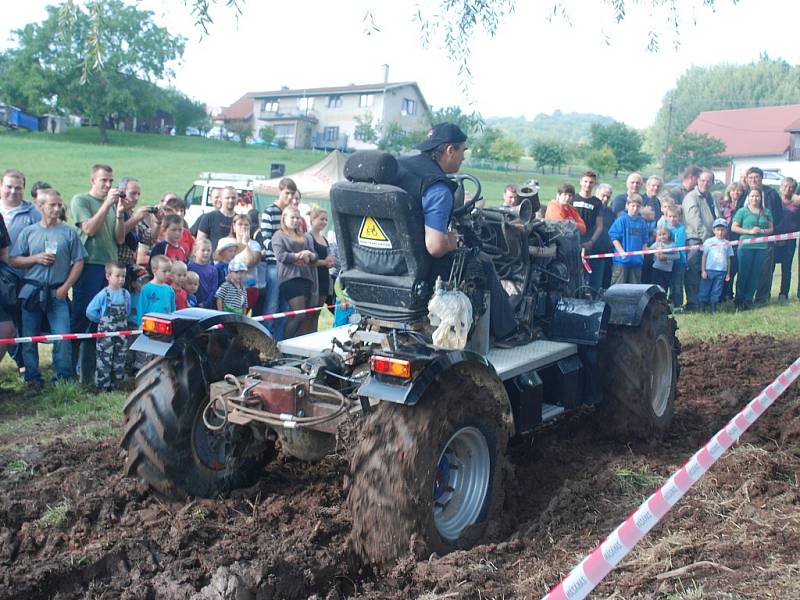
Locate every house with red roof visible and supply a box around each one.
[217,80,431,151]
[685,104,800,184]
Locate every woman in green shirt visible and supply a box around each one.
[731,189,773,309]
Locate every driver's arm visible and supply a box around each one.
[425,227,457,258]
[422,182,456,258]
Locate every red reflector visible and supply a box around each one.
[142,316,173,336]
[370,356,412,379]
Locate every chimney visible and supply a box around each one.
[382,64,389,84]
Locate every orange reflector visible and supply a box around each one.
[142,316,173,336]
[370,356,412,379]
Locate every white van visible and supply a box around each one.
[183,172,268,227]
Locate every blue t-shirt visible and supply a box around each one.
[657,218,687,265]
[608,212,650,266]
[702,237,733,272]
[421,182,452,233]
[85,287,131,323]
[137,282,176,324]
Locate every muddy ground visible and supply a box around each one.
[1,334,800,599]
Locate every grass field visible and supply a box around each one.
[0,127,616,210]
[0,127,325,208]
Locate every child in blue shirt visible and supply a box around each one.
[658,205,688,309]
[86,262,132,391]
[184,271,200,308]
[699,218,734,313]
[608,193,650,285]
[137,255,176,324]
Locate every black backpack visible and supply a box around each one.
[0,261,19,309]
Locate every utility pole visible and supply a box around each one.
[662,92,674,179]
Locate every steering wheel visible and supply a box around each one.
[449,173,482,219]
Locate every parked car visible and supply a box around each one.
[170,126,202,137]
[183,172,267,228]
[206,126,240,142]
[761,170,784,185]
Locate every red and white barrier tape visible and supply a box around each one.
[541,355,800,600]
[1,330,142,345]
[0,303,341,345]
[584,230,800,260]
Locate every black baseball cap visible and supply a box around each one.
[416,123,468,152]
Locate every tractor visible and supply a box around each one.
[121,150,679,565]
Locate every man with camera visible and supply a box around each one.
[70,164,126,383]
[116,176,157,268]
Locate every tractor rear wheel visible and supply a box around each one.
[599,297,680,439]
[347,363,512,566]
[120,333,274,499]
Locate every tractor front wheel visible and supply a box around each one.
[599,297,680,439]
[120,336,274,499]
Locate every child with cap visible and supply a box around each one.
[699,218,734,313]
[215,259,248,314]
[213,236,245,287]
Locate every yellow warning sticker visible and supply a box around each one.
[357,216,392,249]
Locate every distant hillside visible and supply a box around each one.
[485,111,615,150]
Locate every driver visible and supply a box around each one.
[392,123,529,347]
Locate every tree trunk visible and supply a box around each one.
[99,119,109,144]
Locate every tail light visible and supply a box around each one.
[370,356,412,379]
[142,316,173,336]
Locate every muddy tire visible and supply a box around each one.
[120,334,274,499]
[348,363,512,566]
[599,297,680,439]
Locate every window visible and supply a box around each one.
[186,185,204,206]
[323,126,339,142]
[401,98,417,116]
[262,98,279,113]
[359,94,374,108]
[297,97,314,112]
[274,124,293,137]
[327,95,342,108]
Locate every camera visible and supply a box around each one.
[148,206,159,214]
[117,185,126,200]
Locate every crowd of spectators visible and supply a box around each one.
[0,166,339,394]
[4,159,798,393]
[505,166,800,313]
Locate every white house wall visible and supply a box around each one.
[727,155,800,184]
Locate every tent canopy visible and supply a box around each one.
[255,150,347,200]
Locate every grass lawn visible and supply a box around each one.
[0,127,325,208]
[0,127,614,211]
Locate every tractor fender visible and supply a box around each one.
[130,307,275,360]
[602,284,668,327]
[357,350,502,407]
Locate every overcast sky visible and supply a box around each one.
[3,0,798,129]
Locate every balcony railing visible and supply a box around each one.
[312,132,349,152]
[789,147,800,161]
[258,110,317,122]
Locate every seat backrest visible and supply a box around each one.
[331,151,432,321]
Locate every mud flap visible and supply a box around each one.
[603,284,667,326]
[357,350,492,406]
[130,307,274,359]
